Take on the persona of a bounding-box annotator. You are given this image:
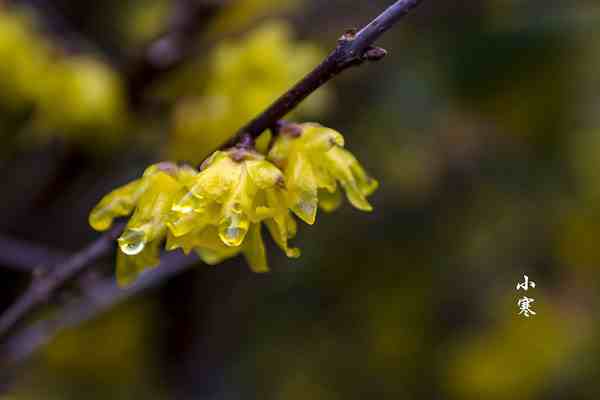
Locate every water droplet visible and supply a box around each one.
[118,229,146,255]
[300,201,315,215]
[219,213,249,247]
[167,213,198,237]
[292,199,317,225]
[172,193,203,214]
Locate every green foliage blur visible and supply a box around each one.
[2,0,600,399]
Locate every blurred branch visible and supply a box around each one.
[0,234,67,273]
[0,0,423,370]
[224,0,424,147]
[0,250,197,369]
[12,0,226,106]
[0,223,124,340]
[9,0,98,53]
[126,0,225,106]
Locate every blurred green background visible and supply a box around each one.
[1,0,600,399]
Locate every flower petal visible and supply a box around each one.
[325,146,375,212]
[243,223,269,273]
[89,179,145,231]
[286,153,318,225]
[116,239,160,287]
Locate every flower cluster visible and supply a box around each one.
[90,123,377,286]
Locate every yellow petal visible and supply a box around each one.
[318,188,343,212]
[243,223,269,273]
[165,230,190,254]
[263,188,300,258]
[195,247,240,265]
[255,130,272,154]
[172,191,207,214]
[116,250,141,287]
[300,123,344,152]
[265,217,300,258]
[325,146,376,212]
[88,179,145,231]
[267,133,294,168]
[286,153,318,225]
[311,157,337,193]
[219,212,250,247]
[176,164,198,187]
[167,210,207,237]
[126,172,180,242]
[245,159,284,190]
[190,151,242,202]
[350,158,379,196]
[187,226,241,263]
[116,239,160,287]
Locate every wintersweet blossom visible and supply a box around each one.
[268,123,378,224]
[89,123,377,286]
[89,162,195,285]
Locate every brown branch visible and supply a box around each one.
[223,0,424,147]
[0,223,124,340]
[0,0,424,370]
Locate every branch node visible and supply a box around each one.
[270,120,287,136]
[363,46,388,61]
[279,122,303,138]
[339,29,358,43]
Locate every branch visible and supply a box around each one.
[224,0,424,147]
[0,224,124,339]
[12,0,225,107]
[126,0,224,106]
[0,250,197,369]
[0,234,67,274]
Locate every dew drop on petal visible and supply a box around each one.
[300,201,315,216]
[219,213,249,247]
[118,229,146,255]
[292,198,317,225]
[172,193,204,214]
[167,212,199,237]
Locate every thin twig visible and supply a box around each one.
[0,250,197,369]
[0,234,67,274]
[223,0,423,147]
[0,223,124,339]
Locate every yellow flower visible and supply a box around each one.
[169,146,300,266]
[89,162,195,286]
[166,223,269,273]
[89,123,377,286]
[268,123,378,225]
